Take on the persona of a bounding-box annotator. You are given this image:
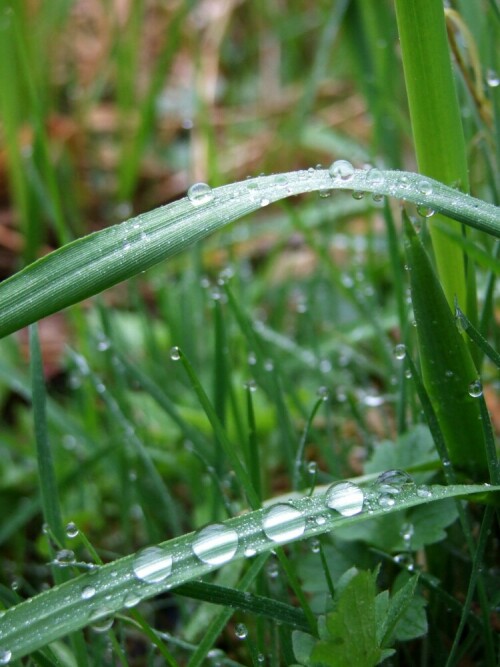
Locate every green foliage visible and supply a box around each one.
[292,569,426,667]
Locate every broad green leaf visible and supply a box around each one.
[311,570,382,667]
[0,169,498,340]
[0,482,496,662]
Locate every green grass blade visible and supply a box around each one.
[404,218,487,476]
[0,169,498,340]
[29,324,65,547]
[455,304,500,369]
[0,482,496,663]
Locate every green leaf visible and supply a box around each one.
[292,630,317,666]
[311,570,382,667]
[378,575,419,646]
[0,169,498,340]
[364,425,437,481]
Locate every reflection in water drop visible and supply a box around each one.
[191,524,239,566]
[132,546,173,583]
[187,182,214,206]
[468,379,483,398]
[325,481,364,516]
[262,504,305,543]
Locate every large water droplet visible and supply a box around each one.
[191,524,239,565]
[132,546,173,583]
[468,379,483,398]
[262,504,305,543]
[325,481,364,516]
[0,650,11,665]
[187,182,214,206]
[54,549,76,566]
[329,159,354,181]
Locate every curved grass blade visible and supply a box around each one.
[0,481,496,662]
[0,169,498,340]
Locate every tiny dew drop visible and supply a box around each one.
[170,346,181,361]
[90,610,114,633]
[307,461,318,476]
[244,546,257,557]
[417,485,432,498]
[235,623,248,640]
[319,189,332,198]
[260,198,270,207]
[81,585,96,600]
[132,546,173,583]
[244,379,257,392]
[262,504,305,543]
[0,650,11,665]
[123,592,141,608]
[310,538,321,553]
[187,182,214,206]
[316,386,330,401]
[352,190,365,200]
[266,562,279,579]
[366,167,384,187]
[393,343,406,360]
[468,379,483,398]
[325,481,364,517]
[54,549,76,566]
[191,524,239,566]
[328,159,354,181]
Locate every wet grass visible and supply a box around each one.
[0,1,499,665]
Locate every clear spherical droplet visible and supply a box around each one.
[170,346,181,361]
[262,504,305,543]
[310,538,321,553]
[417,205,435,218]
[486,68,500,87]
[366,167,384,187]
[123,592,141,608]
[393,344,406,360]
[187,182,214,206]
[90,610,114,633]
[235,623,248,639]
[400,522,414,542]
[352,190,365,200]
[54,549,76,566]
[191,524,239,566]
[266,562,279,579]
[307,461,318,475]
[468,379,483,398]
[376,469,414,487]
[417,178,433,195]
[81,586,96,600]
[132,546,173,583]
[329,159,354,181]
[417,485,432,498]
[66,522,79,539]
[325,481,365,516]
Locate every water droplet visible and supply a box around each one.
[170,346,181,361]
[244,547,257,557]
[372,192,384,203]
[264,359,274,372]
[266,562,279,579]
[398,174,410,189]
[329,159,354,181]
[132,546,173,583]
[319,189,332,198]
[325,481,365,516]
[352,190,365,200]
[405,369,412,379]
[81,585,96,600]
[378,494,396,508]
[90,610,114,633]
[376,469,414,487]
[319,359,332,373]
[315,514,327,526]
[54,549,76,566]
[243,379,257,393]
[417,485,432,498]
[262,504,305,543]
[187,182,214,206]
[310,538,321,554]
[417,179,433,195]
[260,198,270,207]
[366,167,384,187]
[235,623,248,639]
[486,68,500,87]
[257,653,266,664]
[123,592,141,608]
[191,524,239,565]
[417,205,435,218]
[393,344,406,360]
[400,522,414,542]
[316,386,330,401]
[468,379,483,398]
[0,650,11,665]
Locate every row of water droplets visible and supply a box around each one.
[0,470,433,662]
[185,161,439,220]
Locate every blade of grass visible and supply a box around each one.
[1,482,496,663]
[0,169,498,341]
